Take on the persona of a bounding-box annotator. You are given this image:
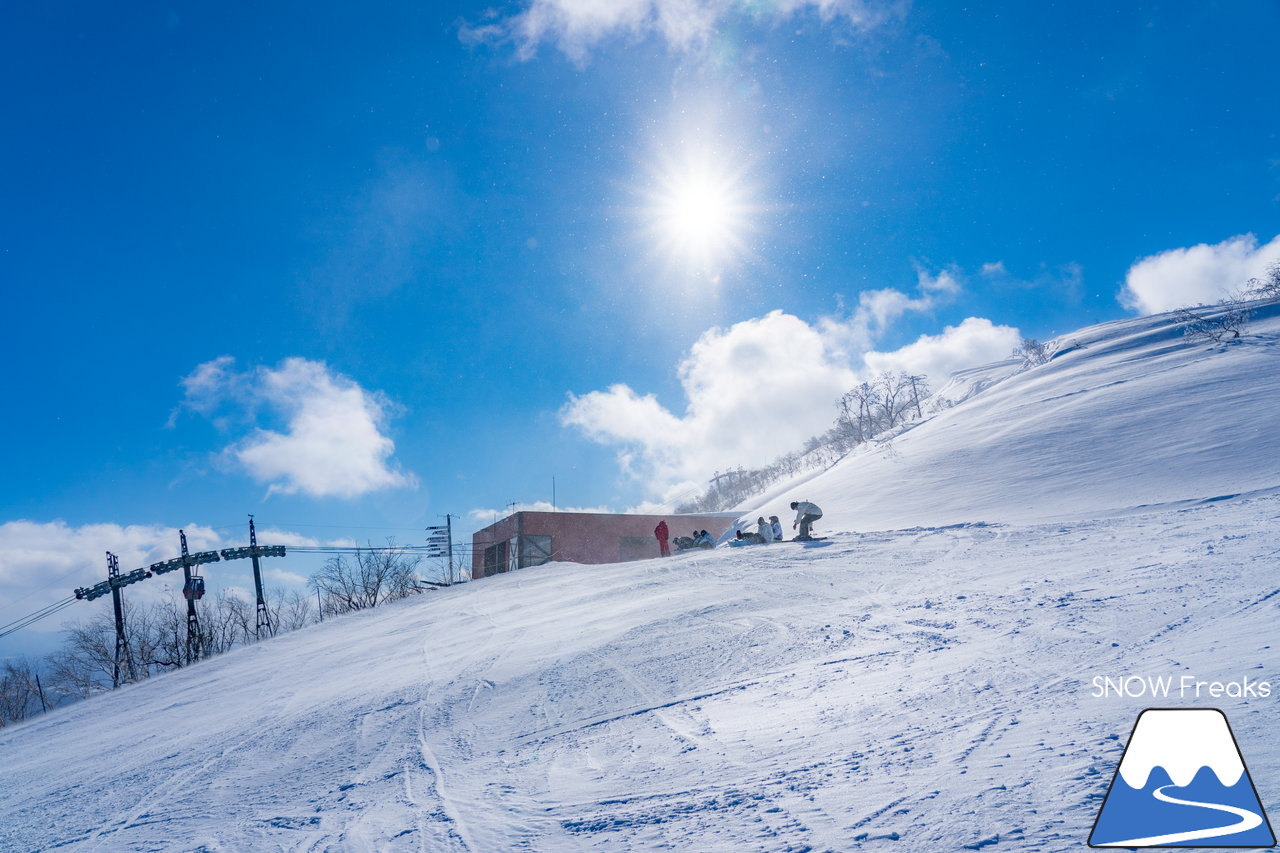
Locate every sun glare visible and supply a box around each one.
[641,148,757,278]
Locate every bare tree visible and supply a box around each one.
[1014,337,1050,368]
[1245,259,1280,300]
[1176,301,1252,343]
[310,543,423,616]
[0,658,50,726]
[272,588,316,632]
[906,375,929,419]
[836,381,878,444]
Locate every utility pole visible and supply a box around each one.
[248,517,274,640]
[35,673,48,713]
[106,551,137,687]
[180,530,203,664]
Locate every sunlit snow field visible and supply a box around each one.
[3,305,1279,852]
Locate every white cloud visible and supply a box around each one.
[862,317,1021,387]
[560,267,1026,496]
[0,520,224,630]
[820,265,960,358]
[254,528,324,548]
[1120,233,1280,314]
[177,357,416,499]
[265,567,309,586]
[563,310,860,493]
[177,355,238,414]
[461,0,905,63]
[466,501,616,527]
[0,519,342,637]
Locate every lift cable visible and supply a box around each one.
[0,596,79,641]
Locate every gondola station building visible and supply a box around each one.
[471,510,739,579]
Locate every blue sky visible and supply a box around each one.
[2,0,1278,643]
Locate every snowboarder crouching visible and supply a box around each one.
[790,501,823,540]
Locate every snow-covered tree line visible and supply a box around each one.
[676,371,932,513]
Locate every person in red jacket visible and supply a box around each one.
[654,519,671,557]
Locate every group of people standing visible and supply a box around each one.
[653,499,825,555]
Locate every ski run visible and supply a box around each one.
[3,303,1279,852]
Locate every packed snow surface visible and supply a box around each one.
[3,307,1279,852]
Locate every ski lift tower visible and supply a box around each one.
[106,552,139,687]
[217,520,286,639]
[177,530,221,663]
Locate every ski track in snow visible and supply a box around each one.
[4,309,1280,851]
[4,497,1280,851]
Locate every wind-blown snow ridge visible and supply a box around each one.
[742,302,1280,531]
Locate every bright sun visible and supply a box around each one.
[642,148,757,277]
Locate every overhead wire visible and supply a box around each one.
[0,596,79,641]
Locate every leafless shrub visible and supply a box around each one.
[310,543,422,617]
[1013,337,1050,368]
[1245,259,1280,300]
[1176,301,1253,343]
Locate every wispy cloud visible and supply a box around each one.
[466,501,615,526]
[1120,233,1280,315]
[304,159,462,327]
[176,357,417,499]
[460,0,908,64]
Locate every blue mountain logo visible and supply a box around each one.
[1090,708,1275,848]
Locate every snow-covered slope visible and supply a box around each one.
[746,303,1280,531]
[3,307,1279,852]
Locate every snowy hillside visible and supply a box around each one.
[3,307,1280,852]
[744,302,1280,531]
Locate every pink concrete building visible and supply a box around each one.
[471,510,738,579]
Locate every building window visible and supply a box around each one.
[484,541,508,575]
[520,534,552,568]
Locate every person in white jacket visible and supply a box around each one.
[756,516,774,543]
[769,516,784,541]
[790,500,823,540]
